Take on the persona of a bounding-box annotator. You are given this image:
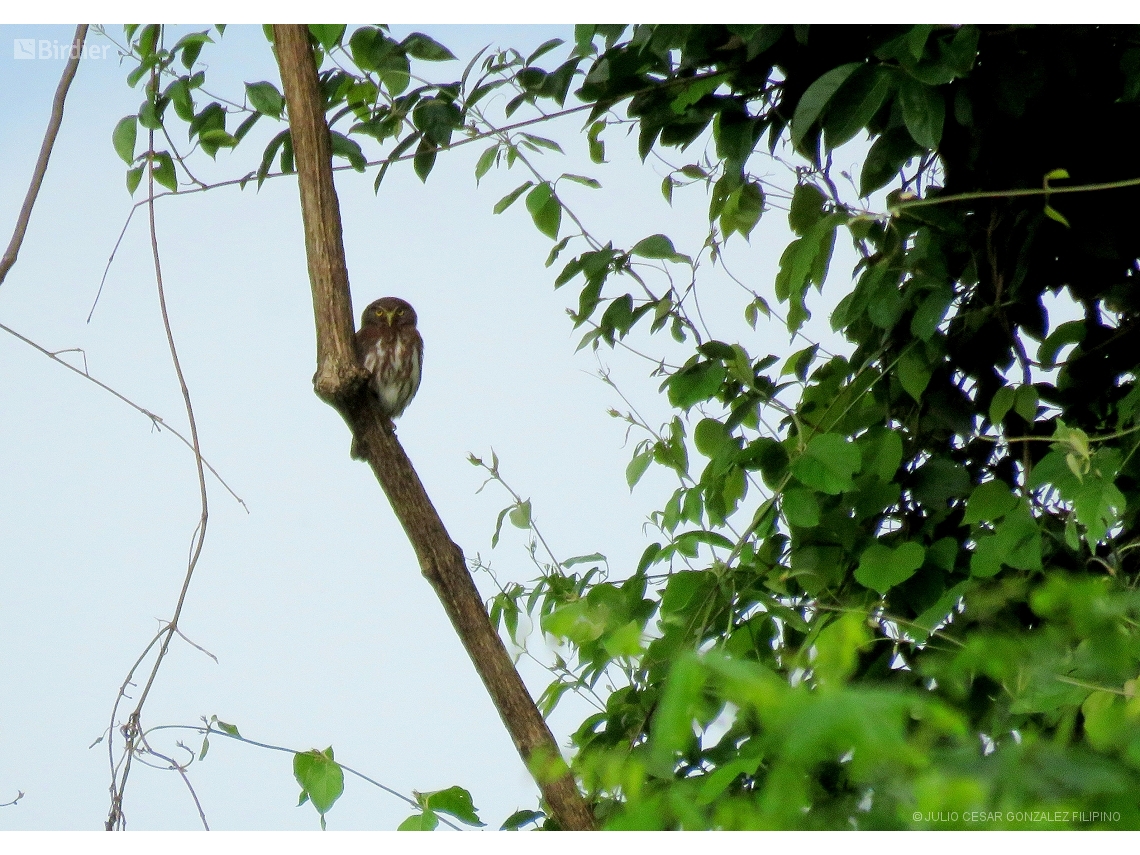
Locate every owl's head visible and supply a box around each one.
[361,297,418,328]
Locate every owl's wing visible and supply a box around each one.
[406,334,423,398]
[355,326,380,368]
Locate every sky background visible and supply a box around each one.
[0,23,851,830]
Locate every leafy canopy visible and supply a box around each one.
[114,24,1140,829]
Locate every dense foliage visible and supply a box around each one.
[113,24,1140,828]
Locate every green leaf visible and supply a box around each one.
[1038,319,1085,368]
[308,24,346,52]
[912,579,970,641]
[790,62,862,152]
[855,541,925,595]
[667,361,725,409]
[136,24,159,58]
[788,183,826,236]
[521,132,563,153]
[694,418,730,457]
[910,284,954,340]
[562,173,601,189]
[413,136,437,182]
[125,164,144,194]
[648,653,705,774]
[813,612,872,685]
[245,81,284,118]
[421,786,484,826]
[898,348,932,401]
[527,38,565,65]
[989,386,1015,425]
[719,181,764,239]
[562,552,606,568]
[1082,691,1129,753]
[860,127,922,197]
[525,182,561,239]
[398,811,439,831]
[474,144,497,184]
[257,130,290,187]
[233,112,260,143]
[970,501,1042,577]
[413,98,461,147]
[1043,204,1070,228]
[198,128,238,152]
[137,99,165,131]
[587,120,606,163]
[858,428,903,481]
[508,499,532,529]
[545,236,571,267]
[782,487,820,528]
[293,748,344,819]
[112,116,138,165]
[165,77,195,122]
[329,131,366,171]
[963,480,1019,524]
[774,213,842,332]
[170,30,212,68]
[494,181,534,214]
[898,76,945,149]
[603,620,644,656]
[630,234,685,261]
[823,65,892,150]
[501,809,544,830]
[626,450,652,490]
[791,433,862,494]
[542,599,605,644]
[1014,385,1038,422]
[151,151,177,191]
[402,32,457,62]
[378,50,411,96]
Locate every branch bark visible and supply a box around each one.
[272,25,596,831]
[0,24,87,286]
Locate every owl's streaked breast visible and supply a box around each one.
[360,326,423,417]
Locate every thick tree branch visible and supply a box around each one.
[0,24,87,286]
[272,25,596,831]
[272,27,364,400]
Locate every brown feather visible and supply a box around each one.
[355,297,423,418]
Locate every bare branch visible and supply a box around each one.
[0,322,247,510]
[0,791,24,808]
[0,25,88,285]
[106,54,215,828]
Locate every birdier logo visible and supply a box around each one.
[13,38,110,60]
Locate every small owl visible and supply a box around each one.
[355,297,423,419]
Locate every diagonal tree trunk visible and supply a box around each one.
[272,24,596,831]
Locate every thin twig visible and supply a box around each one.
[0,25,88,286]
[145,744,210,830]
[0,792,24,808]
[107,77,214,829]
[144,723,463,830]
[88,204,138,322]
[0,322,247,511]
[890,174,1140,215]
